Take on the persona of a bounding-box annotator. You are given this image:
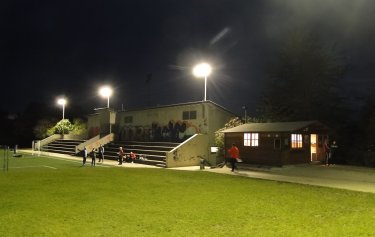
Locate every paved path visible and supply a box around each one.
[204,164,375,194]
[20,149,375,193]
[19,149,159,168]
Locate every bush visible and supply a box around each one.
[214,117,243,150]
[363,151,375,167]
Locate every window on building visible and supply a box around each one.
[274,139,281,149]
[244,133,259,147]
[124,116,133,123]
[190,111,197,119]
[182,111,197,120]
[291,134,303,148]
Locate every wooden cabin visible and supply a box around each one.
[222,121,331,166]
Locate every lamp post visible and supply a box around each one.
[242,105,247,123]
[57,98,67,120]
[193,63,212,101]
[99,86,113,108]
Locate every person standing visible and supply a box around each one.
[90,148,97,167]
[98,144,105,163]
[82,147,88,166]
[323,139,330,166]
[330,140,338,165]
[228,143,240,172]
[117,147,125,165]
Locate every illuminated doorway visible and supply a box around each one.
[310,134,317,161]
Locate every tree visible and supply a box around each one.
[258,32,347,123]
[39,118,87,137]
[49,119,73,136]
[70,118,87,136]
[215,117,243,151]
[33,118,58,139]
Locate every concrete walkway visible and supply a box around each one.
[159,163,375,194]
[19,149,160,168]
[205,164,375,194]
[20,149,375,194]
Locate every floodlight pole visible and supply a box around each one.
[62,103,65,120]
[242,105,247,122]
[193,63,211,102]
[204,75,207,101]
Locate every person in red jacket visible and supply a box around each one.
[228,143,240,172]
[323,139,330,166]
[130,151,137,163]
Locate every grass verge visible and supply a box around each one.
[0,153,374,236]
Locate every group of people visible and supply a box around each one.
[81,144,105,166]
[82,145,139,166]
[323,140,339,166]
[117,146,137,165]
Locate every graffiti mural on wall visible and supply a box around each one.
[119,120,201,142]
[88,127,100,138]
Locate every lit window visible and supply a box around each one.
[244,133,259,147]
[291,134,303,148]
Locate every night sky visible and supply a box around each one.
[1,0,374,116]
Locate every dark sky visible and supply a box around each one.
[1,0,374,116]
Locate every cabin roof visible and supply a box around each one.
[222,120,330,133]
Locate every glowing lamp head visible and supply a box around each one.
[193,63,212,78]
[57,98,67,106]
[99,86,113,98]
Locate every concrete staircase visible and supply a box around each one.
[103,141,181,167]
[42,139,86,155]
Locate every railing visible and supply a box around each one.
[75,133,114,154]
[38,134,61,148]
[165,134,208,168]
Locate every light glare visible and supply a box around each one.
[193,63,212,78]
[57,98,67,106]
[99,86,113,98]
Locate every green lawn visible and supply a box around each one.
[0,153,374,237]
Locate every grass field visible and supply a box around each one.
[1,152,374,236]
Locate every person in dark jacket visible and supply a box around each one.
[117,147,125,165]
[98,144,105,163]
[82,147,88,166]
[90,148,97,166]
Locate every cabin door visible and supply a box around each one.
[310,134,317,161]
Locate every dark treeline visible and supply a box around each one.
[0,101,87,148]
[256,33,375,167]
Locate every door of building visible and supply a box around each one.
[310,134,317,161]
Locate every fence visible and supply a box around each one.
[1,145,10,172]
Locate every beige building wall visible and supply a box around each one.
[87,108,116,138]
[166,134,208,168]
[116,101,235,165]
[87,101,236,166]
[117,103,207,132]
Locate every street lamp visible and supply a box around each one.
[57,98,67,120]
[99,86,113,108]
[193,63,212,101]
[242,105,247,123]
